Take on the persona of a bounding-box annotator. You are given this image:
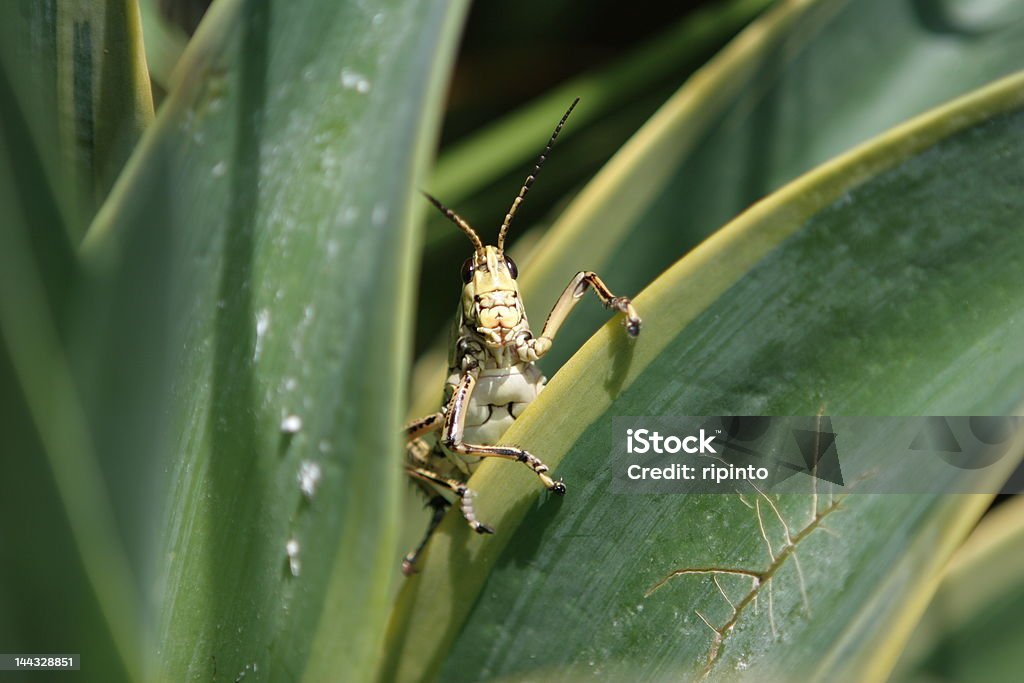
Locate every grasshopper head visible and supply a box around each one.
[460,245,525,347]
[420,193,529,348]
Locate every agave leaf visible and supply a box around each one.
[0,0,152,237]
[890,495,1024,683]
[0,2,153,680]
[382,71,1024,683]
[80,0,468,680]
[410,0,773,356]
[410,0,1024,420]
[0,167,141,683]
[400,0,1024,630]
[138,0,190,91]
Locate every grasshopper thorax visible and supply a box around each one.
[461,245,526,348]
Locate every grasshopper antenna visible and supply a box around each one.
[422,191,484,253]
[497,97,579,252]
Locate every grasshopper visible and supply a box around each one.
[402,98,641,575]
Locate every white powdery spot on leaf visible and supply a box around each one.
[286,538,301,577]
[340,67,372,94]
[280,414,303,434]
[297,461,322,500]
[254,309,270,361]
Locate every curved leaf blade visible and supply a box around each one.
[0,0,152,236]
[412,0,1024,418]
[385,72,1024,683]
[0,177,141,682]
[138,0,190,91]
[890,495,1024,683]
[82,0,468,680]
[410,0,773,357]
[0,2,153,681]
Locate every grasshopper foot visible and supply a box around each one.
[549,480,567,496]
[474,523,495,534]
[609,296,641,336]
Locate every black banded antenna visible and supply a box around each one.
[422,191,484,253]
[497,97,580,252]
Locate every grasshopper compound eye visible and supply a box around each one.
[461,257,476,283]
[503,255,518,279]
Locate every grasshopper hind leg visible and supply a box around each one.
[405,464,494,534]
[402,456,495,574]
[402,496,449,576]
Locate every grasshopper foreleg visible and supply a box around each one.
[515,270,641,362]
[546,270,641,338]
[441,371,566,495]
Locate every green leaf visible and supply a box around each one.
[0,0,153,238]
[402,0,1024,642]
[138,0,190,91]
[411,0,772,356]
[0,3,153,681]
[890,495,1024,683]
[0,167,140,683]
[424,0,771,243]
[383,70,1024,682]
[409,0,1024,406]
[81,0,467,680]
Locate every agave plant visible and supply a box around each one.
[1,1,1022,682]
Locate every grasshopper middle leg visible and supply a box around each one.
[402,463,493,576]
[404,412,492,530]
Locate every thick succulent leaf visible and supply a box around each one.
[401,0,1024,620]
[424,0,771,245]
[526,0,1024,377]
[0,2,153,681]
[889,495,1024,683]
[411,0,1024,420]
[382,73,1024,683]
[0,159,139,683]
[80,0,467,680]
[0,0,152,237]
[138,0,190,91]
[411,0,772,355]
